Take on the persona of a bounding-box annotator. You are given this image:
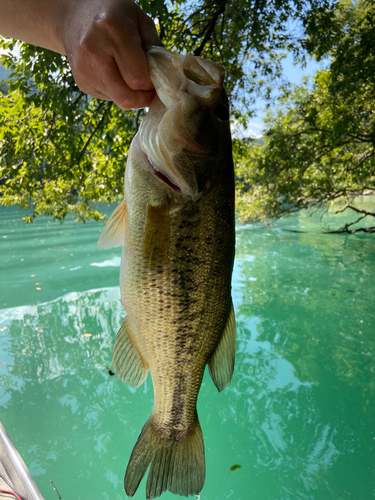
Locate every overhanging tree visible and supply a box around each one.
[1,0,362,224]
[236,0,375,232]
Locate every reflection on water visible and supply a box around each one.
[0,204,375,500]
[0,288,122,386]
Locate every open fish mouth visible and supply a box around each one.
[145,46,224,106]
[146,154,182,193]
[137,46,226,201]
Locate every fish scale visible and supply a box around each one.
[98,46,235,499]
[125,194,232,428]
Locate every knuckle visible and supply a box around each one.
[76,35,95,59]
[77,14,114,55]
[92,12,114,34]
[127,73,148,91]
[116,94,133,110]
[75,79,91,95]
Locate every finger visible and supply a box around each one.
[70,37,153,107]
[97,56,156,109]
[86,89,108,100]
[138,12,163,47]
[71,71,109,100]
[113,29,154,92]
[112,7,162,92]
[114,88,156,110]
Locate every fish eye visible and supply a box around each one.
[214,103,230,122]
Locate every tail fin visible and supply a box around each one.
[125,417,205,499]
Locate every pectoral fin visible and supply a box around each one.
[208,301,236,392]
[112,318,148,388]
[143,202,170,267]
[98,200,127,249]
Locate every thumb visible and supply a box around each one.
[138,11,164,47]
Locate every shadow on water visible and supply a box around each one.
[0,204,375,500]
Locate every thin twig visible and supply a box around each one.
[73,101,111,167]
[71,91,85,106]
[50,480,62,500]
[335,203,375,217]
[213,26,224,63]
[327,225,375,234]
[283,223,375,234]
[173,1,216,36]
[194,0,227,57]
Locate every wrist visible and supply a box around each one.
[50,0,76,55]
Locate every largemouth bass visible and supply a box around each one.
[98,46,236,499]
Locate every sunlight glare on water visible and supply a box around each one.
[0,201,374,500]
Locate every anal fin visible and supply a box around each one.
[208,300,236,392]
[98,200,127,249]
[112,318,148,388]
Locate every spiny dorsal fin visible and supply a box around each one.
[98,200,127,249]
[112,318,148,388]
[208,300,236,392]
[143,202,170,267]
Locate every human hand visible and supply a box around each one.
[60,0,163,109]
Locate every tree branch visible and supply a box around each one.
[213,25,224,63]
[73,101,111,168]
[157,12,165,41]
[336,203,375,217]
[194,0,227,57]
[172,2,216,38]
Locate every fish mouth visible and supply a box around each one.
[145,46,225,107]
[146,154,182,193]
[140,47,225,201]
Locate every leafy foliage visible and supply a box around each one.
[0,42,143,222]
[0,81,8,95]
[237,0,375,232]
[0,0,339,222]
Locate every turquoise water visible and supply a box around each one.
[0,203,374,500]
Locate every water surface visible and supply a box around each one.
[1,203,374,500]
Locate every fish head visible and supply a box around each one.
[137,46,233,203]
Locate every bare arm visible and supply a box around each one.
[0,0,162,108]
[0,0,65,53]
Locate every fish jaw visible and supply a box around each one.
[146,47,225,104]
[138,95,196,199]
[136,46,231,201]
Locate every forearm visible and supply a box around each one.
[0,0,68,54]
[0,0,162,108]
